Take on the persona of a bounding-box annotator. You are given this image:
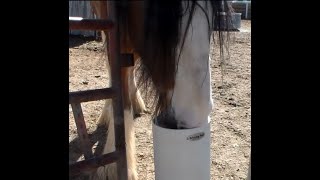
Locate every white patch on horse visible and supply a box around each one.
[171,1,213,129]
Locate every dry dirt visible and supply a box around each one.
[69,20,251,180]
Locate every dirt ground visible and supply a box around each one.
[69,20,251,180]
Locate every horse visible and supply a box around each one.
[87,1,236,180]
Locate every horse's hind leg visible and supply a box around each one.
[97,62,113,127]
[121,66,138,180]
[92,67,137,180]
[97,99,112,127]
[93,110,136,180]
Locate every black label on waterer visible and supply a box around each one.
[187,132,205,141]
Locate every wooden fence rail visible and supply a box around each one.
[69,1,129,180]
